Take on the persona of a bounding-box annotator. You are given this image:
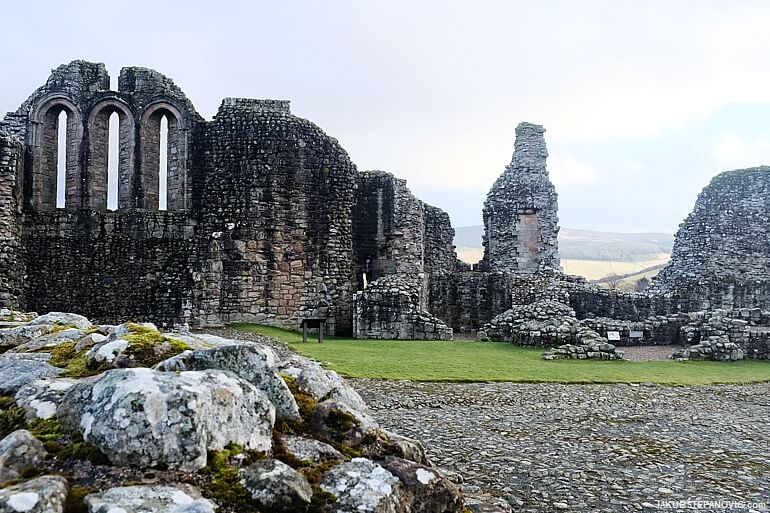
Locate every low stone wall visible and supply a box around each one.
[354,275,452,340]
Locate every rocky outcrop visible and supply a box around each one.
[0,475,68,513]
[57,368,276,470]
[84,485,215,513]
[0,430,47,485]
[0,353,63,394]
[155,343,300,421]
[0,311,465,512]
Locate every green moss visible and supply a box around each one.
[47,324,78,334]
[200,444,262,512]
[0,398,26,439]
[64,485,99,513]
[325,408,358,434]
[28,418,64,444]
[40,341,98,379]
[122,323,189,368]
[281,375,318,426]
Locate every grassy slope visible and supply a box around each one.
[560,254,670,281]
[234,324,770,386]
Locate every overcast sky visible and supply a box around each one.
[2,0,769,234]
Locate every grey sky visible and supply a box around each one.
[3,0,769,234]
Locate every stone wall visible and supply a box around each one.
[482,123,559,273]
[652,167,770,310]
[194,98,357,333]
[353,275,452,340]
[0,135,24,308]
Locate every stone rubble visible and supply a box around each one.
[0,311,467,512]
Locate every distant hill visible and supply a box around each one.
[454,225,673,262]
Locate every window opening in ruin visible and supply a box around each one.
[159,115,169,211]
[107,112,119,210]
[56,110,67,208]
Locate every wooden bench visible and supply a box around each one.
[300,317,327,343]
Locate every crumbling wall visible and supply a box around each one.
[482,122,559,273]
[195,98,357,333]
[353,275,452,340]
[0,135,25,308]
[652,167,770,310]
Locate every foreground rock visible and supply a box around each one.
[0,353,63,394]
[14,377,79,420]
[0,475,68,513]
[240,459,313,511]
[155,344,300,421]
[320,458,406,513]
[279,354,369,411]
[85,485,215,513]
[27,312,92,330]
[0,311,466,512]
[58,368,275,470]
[0,430,47,485]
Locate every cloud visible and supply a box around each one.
[711,135,770,170]
[548,157,602,186]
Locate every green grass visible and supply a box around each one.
[232,324,770,386]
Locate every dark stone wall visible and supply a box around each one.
[652,167,770,310]
[22,211,195,327]
[0,136,25,308]
[429,271,514,334]
[194,98,357,333]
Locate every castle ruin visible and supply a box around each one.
[1,61,770,358]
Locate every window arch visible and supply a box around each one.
[140,102,188,211]
[86,100,135,210]
[28,96,83,210]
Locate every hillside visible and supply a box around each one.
[454,225,673,281]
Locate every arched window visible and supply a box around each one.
[55,111,67,208]
[86,100,135,210]
[159,114,169,211]
[29,97,82,210]
[107,112,120,210]
[140,103,187,211]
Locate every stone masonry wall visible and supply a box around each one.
[0,135,25,308]
[652,167,770,310]
[194,98,357,334]
[482,122,559,273]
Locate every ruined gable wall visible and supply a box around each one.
[482,122,559,273]
[652,167,770,310]
[196,99,357,334]
[5,62,202,326]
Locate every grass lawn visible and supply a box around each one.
[231,324,770,386]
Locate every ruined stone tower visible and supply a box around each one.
[652,166,770,309]
[482,122,560,273]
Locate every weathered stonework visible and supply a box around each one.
[481,123,559,273]
[652,167,770,310]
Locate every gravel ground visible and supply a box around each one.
[203,327,769,512]
[352,379,770,513]
[619,345,683,361]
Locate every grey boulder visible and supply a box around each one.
[282,435,343,463]
[311,400,428,464]
[155,343,300,421]
[379,457,464,513]
[0,430,47,486]
[28,312,92,330]
[278,355,368,411]
[0,325,53,350]
[0,353,64,395]
[14,377,80,421]
[9,328,84,353]
[0,475,68,513]
[240,459,313,511]
[85,485,215,513]
[320,458,406,513]
[58,368,275,470]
